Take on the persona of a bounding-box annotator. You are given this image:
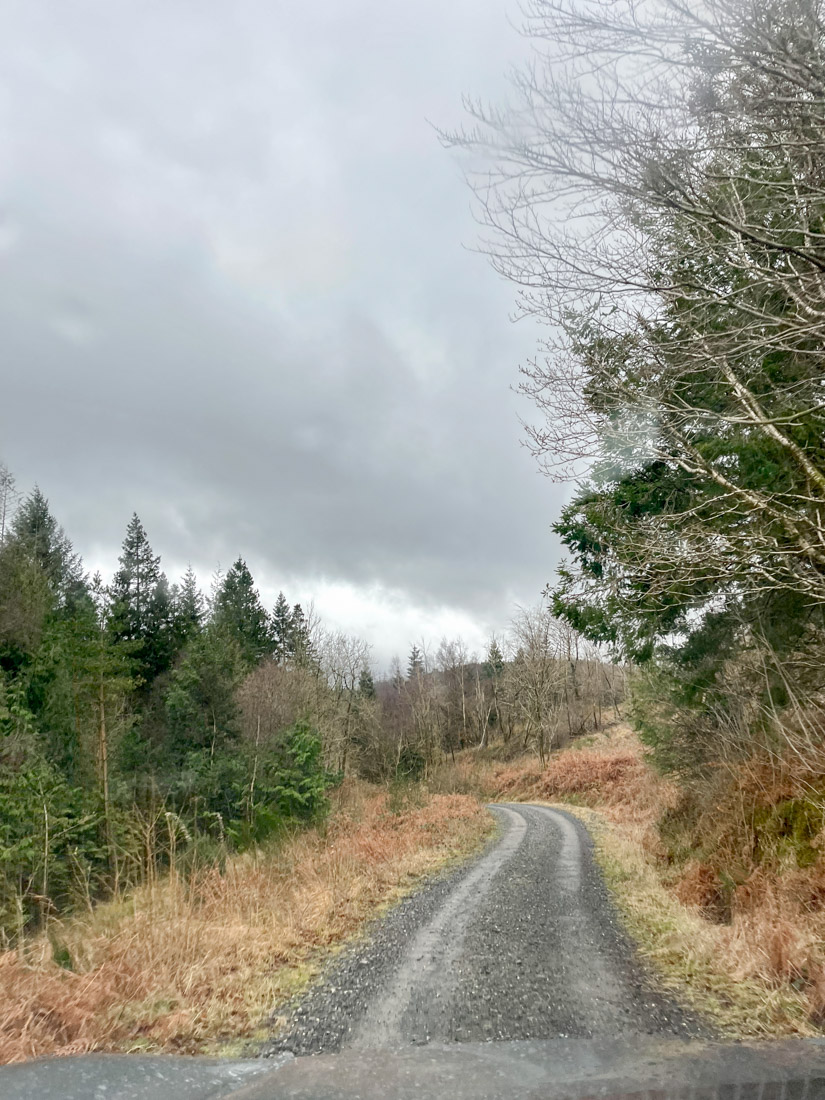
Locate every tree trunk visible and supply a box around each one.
[98,676,116,884]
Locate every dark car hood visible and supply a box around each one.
[2,1037,825,1099]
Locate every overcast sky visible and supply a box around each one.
[0,0,568,670]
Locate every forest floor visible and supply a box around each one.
[435,722,825,1039]
[0,783,492,1064]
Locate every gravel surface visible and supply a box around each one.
[262,804,706,1058]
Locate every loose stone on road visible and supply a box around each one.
[264,803,703,1057]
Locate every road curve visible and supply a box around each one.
[264,804,703,1057]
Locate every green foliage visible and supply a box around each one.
[251,721,331,826]
[164,626,244,762]
[532,6,825,778]
[212,558,272,667]
[407,645,423,680]
[172,565,204,650]
[397,744,426,780]
[108,515,174,685]
[270,592,293,664]
[10,488,87,613]
[753,799,825,870]
[358,665,376,699]
[0,739,104,936]
[483,640,505,678]
[0,479,343,940]
[0,539,53,670]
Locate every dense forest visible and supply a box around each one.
[0,468,622,942]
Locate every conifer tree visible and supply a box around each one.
[108,515,169,684]
[290,603,314,666]
[484,640,505,678]
[164,624,245,812]
[10,488,87,612]
[0,536,53,670]
[271,591,293,664]
[72,574,134,862]
[407,644,423,680]
[146,573,176,674]
[172,565,204,651]
[212,558,272,666]
[358,665,376,699]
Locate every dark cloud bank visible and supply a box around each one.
[0,0,568,664]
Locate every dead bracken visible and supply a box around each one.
[0,784,491,1063]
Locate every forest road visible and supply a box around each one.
[263,803,704,1057]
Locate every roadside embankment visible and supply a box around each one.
[471,724,825,1038]
[0,782,492,1064]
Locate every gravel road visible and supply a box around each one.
[263,804,705,1057]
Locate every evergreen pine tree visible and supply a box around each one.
[484,640,505,678]
[165,625,243,756]
[271,591,293,664]
[171,565,204,651]
[108,514,169,684]
[146,573,175,674]
[164,624,245,814]
[0,536,53,670]
[212,558,272,666]
[290,603,313,666]
[358,665,376,699]
[10,488,87,612]
[407,644,423,680]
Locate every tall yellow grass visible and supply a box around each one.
[0,783,491,1064]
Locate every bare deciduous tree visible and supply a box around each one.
[447,0,825,615]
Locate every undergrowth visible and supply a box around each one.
[0,780,492,1064]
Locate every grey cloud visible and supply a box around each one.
[0,0,567,639]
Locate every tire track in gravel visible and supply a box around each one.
[263,804,705,1058]
[349,806,527,1049]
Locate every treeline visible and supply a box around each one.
[378,608,624,776]
[0,470,617,941]
[458,0,825,778]
[0,477,336,939]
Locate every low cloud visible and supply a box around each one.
[0,0,568,662]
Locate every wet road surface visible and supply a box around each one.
[264,804,702,1055]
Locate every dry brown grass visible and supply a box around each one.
[489,723,825,1037]
[490,725,678,827]
[0,782,492,1064]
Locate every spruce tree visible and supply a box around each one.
[146,573,175,675]
[165,624,243,761]
[290,603,313,666]
[271,591,293,664]
[108,514,169,684]
[171,565,204,652]
[484,640,505,678]
[407,644,423,680]
[212,558,272,666]
[10,488,87,612]
[358,665,376,699]
[0,536,53,670]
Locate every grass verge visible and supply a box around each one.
[554,801,815,1037]
[0,781,493,1064]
